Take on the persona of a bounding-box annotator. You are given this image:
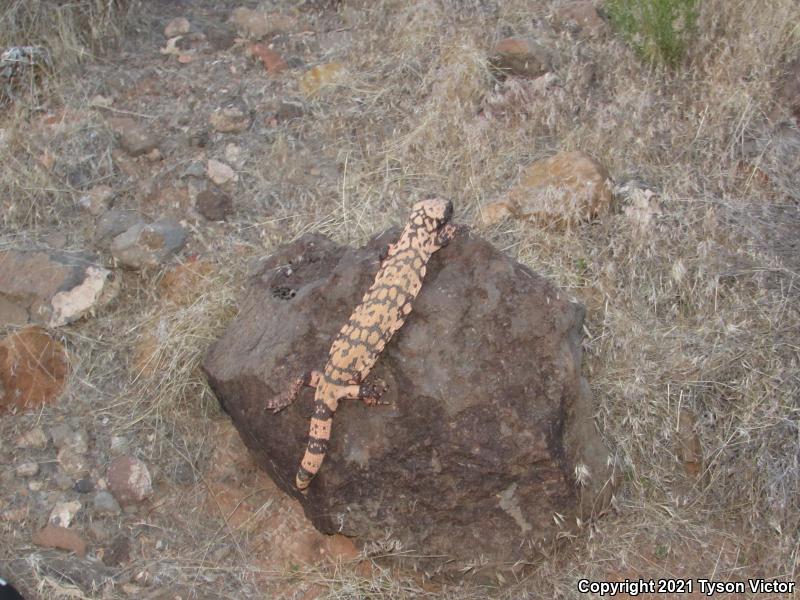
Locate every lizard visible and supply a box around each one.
[266,198,459,491]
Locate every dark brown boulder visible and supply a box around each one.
[203,229,614,572]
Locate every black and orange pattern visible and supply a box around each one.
[266,199,457,490]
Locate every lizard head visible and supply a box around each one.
[410,198,454,233]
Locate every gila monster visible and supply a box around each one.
[266,198,459,491]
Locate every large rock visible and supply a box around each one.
[203,229,614,572]
[0,250,116,327]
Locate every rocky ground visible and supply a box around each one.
[1,0,799,598]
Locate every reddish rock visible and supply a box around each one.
[250,43,288,74]
[32,524,87,557]
[196,188,233,221]
[107,455,153,506]
[207,159,237,185]
[552,1,608,38]
[110,118,160,157]
[482,150,615,227]
[230,7,297,40]
[489,37,552,78]
[0,250,115,327]
[203,230,614,572]
[0,327,70,413]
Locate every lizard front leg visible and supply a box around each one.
[265,369,322,413]
[356,379,389,406]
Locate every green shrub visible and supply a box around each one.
[606,0,698,67]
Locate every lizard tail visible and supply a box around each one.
[295,398,334,490]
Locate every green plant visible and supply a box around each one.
[606,0,698,67]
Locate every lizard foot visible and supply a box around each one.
[359,379,389,406]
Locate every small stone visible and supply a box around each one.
[93,490,122,516]
[50,265,116,328]
[110,435,128,452]
[225,143,243,166]
[94,210,146,250]
[49,500,82,527]
[58,447,89,476]
[77,185,115,216]
[196,188,234,221]
[230,7,296,40]
[107,455,153,505]
[209,105,251,133]
[181,161,207,179]
[0,327,70,413]
[50,426,88,453]
[164,17,191,38]
[273,99,304,123]
[482,150,615,227]
[103,534,131,566]
[16,426,47,449]
[74,477,94,494]
[249,43,287,74]
[32,523,87,557]
[16,462,39,477]
[54,473,74,491]
[111,118,160,157]
[49,423,74,449]
[489,37,552,78]
[28,480,44,492]
[299,63,346,97]
[111,219,188,269]
[145,148,162,162]
[207,159,237,185]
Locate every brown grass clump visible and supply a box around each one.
[0,0,134,68]
[124,261,238,426]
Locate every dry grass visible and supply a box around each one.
[0,0,134,67]
[2,0,799,597]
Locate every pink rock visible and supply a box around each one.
[107,455,153,505]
